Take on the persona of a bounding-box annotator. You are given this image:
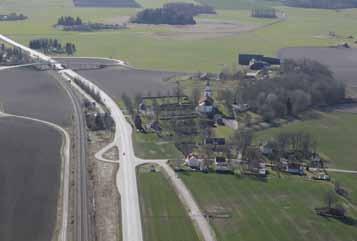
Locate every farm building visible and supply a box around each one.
[250,161,267,176]
[249,58,270,70]
[239,53,280,66]
[309,153,324,169]
[204,138,225,145]
[215,156,232,173]
[185,153,203,169]
[279,159,305,175]
[260,142,274,155]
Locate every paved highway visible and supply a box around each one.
[327,168,357,174]
[60,69,144,241]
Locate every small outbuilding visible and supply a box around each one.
[185,153,203,169]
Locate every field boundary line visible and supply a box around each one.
[0,111,70,241]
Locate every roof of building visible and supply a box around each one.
[199,95,214,106]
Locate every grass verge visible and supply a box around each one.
[137,164,200,241]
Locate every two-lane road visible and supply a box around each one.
[61,70,144,241]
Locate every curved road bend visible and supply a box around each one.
[0,111,71,241]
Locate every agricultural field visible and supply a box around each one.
[279,47,357,95]
[135,0,196,8]
[133,132,183,159]
[0,116,63,241]
[0,68,73,126]
[2,0,357,72]
[332,173,357,204]
[180,172,357,241]
[78,66,178,98]
[73,0,141,8]
[195,0,280,9]
[137,164,200,241]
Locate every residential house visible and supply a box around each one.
[279,159,305,175]
[185,153,202,169]
[215,156,232,173]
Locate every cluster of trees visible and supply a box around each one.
[0,13,27,21]
[85,112,114,131]
[235,59,345,121]
[122,93,135,116]
[265,131,317,160]
[316,190,348,219]
[29,39,76,55]
[57,16,83,26]
[131,7,196,25]
[230,129,253,157]
[56,16,126,31]
[283,0,357,9]
[131,2,215,25]
[0,44,29,65]
[73,77,102,105]
[61,23,126,32]
[251,7,277,18]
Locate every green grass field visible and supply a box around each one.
[180,172,357,241]
[331,173,357,204]
[2,0,357,72]
[195,0,280,9]
[257,112,357,170]
[133,132,183,159]
[137,165,200,241]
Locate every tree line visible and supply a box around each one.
[131,2,215,25]
[0,44,28,64]
[251,7,277,18]
[283,0,357,9]
[56,16,126,31]
[0,13,27,21]
[29,39,76,55]
[57,16,83,26]
[219,59,345,121]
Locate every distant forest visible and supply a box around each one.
[0,13,27,21]
[251,7,277,18]
[282,0,357,9]
[131,2,215,25]
[56,16,126,31]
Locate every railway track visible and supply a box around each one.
[56,73,93,241]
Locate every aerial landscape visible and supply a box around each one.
[0,0,356,241]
